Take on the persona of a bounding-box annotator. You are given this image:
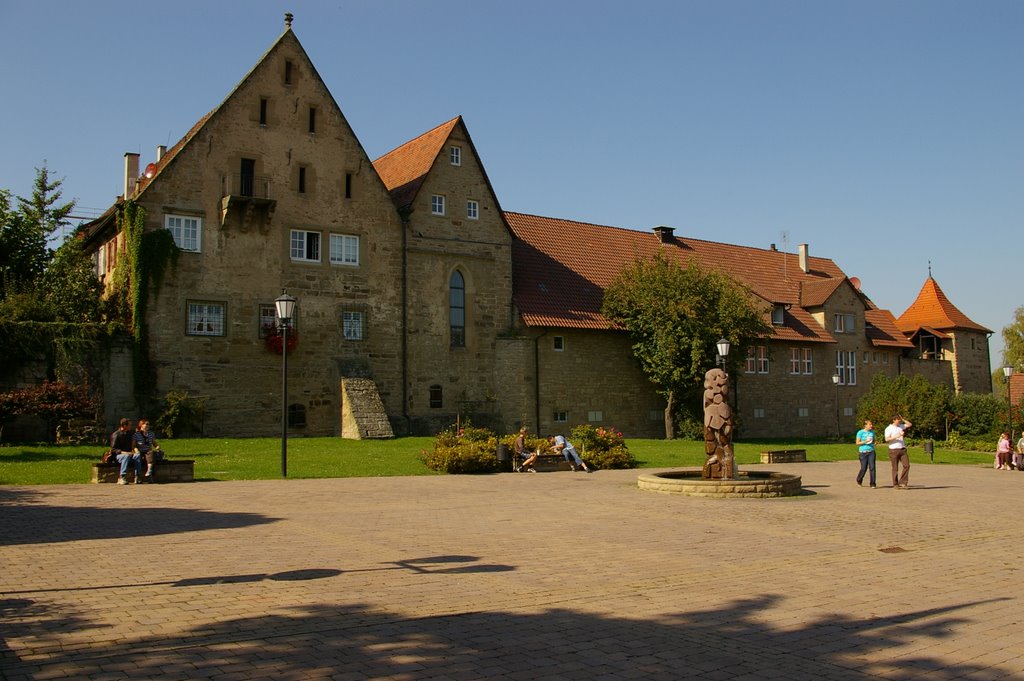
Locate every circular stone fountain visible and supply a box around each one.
[637,469,802,498]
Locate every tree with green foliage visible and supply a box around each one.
[857,373,950,440]
[602,252,772,438]
[1001,306,1024,373]
[39,236,103,323]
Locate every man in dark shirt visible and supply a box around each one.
[110,418,142,484]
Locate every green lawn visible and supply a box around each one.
[0,437,995,485]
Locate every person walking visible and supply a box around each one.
[855,419,877,488]
[884,415,912,489]
[996,432,1013,470]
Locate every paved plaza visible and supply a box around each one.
[2,461,1024,680]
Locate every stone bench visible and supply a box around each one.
[91,460,195,484]
[512,453,585,473]
[759,449,807,464]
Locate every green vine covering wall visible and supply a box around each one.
[110,200,179,401]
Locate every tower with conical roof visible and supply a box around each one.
[895,276,992,394]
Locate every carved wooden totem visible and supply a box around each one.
[702,367,736,479]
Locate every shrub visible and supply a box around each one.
[156,389,207,438]
[420,423,499,474]
[569,424,636,470]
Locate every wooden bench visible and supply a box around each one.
[91,460,195,483]
[759,449,807,464]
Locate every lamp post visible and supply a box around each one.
[831,373,840,438]
[715,337,731,367]
[275,291,297,478]
[1004,365,1015,444]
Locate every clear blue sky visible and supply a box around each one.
[2,1,1020,370]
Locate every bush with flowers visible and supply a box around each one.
[262,323,299,354]
[420,422,499,474]
[569,424,635,469]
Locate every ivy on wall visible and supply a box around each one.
[109,200,179,401]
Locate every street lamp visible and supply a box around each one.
[716,338,731,366]
[831,373,841,438]
[275,291,297,478]
[1004,365,1015,445]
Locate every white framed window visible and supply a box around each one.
[882,352,889,365]
[467,200,479,220]
[187,301,225,336]
[553,411,568,423]
[834,313,855,333]
[165,215,201,252]
[329,233,359,266]
[772,305,785,325]
[290,229,320,262]
[798,407,809,417]
[588,411,603,422]
[802,349,813,375]
[450,146,461,166]
[844,407,854,417]
[790,348,801,374]
[757,346,769,374]
[835,351,857,385]
[342,311,364,340]
[431,194,446,216]
[754,408,766,418]
[259,304,277,338]
[863,351,869,364]
[553,336,565,351]
[745,347,757,374]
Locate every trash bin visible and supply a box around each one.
[924,439,934,461]
[496,443,511,471]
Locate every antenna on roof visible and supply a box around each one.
[781,230,789,280]
[928,260,932,278]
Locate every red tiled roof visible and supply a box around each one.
[895,277,992,334]
[373,116,461,209]
[506,211,862,343]
[800,277,844,307]
[865,309,915,349]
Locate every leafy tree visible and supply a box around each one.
[602,252,772,438]
[39,236,103,322]
[948,391,1006,439]
[857,373,950,440]
[2,380,101,443]
[1001,306,1024,373]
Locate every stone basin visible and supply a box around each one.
[637,469,802,498]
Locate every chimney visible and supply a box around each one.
[653,225,675,244]
[798,243,809,273]
[770,243,777,251]
[124,152,140,198]
[156,145,167,162]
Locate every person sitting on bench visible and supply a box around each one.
[111,418,143,485]
[514,426,539,473]
[133,418,162,483]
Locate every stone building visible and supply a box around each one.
[79,18,991,440]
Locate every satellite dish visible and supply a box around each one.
[849,276,861,290]
[144,163,157,179]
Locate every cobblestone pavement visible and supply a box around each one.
[2,461,1024,680]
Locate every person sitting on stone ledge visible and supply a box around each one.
[133,418,162,483]
[111,418,143,485]
[514,426,539,473]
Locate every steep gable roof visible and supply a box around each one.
[895,276,992,335]
[372,116,461,210]
[506,211,864,343]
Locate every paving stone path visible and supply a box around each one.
[2,461,1023,680]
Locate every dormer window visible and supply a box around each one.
[771,305,785,325]
[450,146,461,166]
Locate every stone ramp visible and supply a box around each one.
[339,377,394,439]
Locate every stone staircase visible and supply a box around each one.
[340,378,394,439]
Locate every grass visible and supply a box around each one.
[0,437,997,485]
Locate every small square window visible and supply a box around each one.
[798,407,809,418]
[648,410,662,421]
[329,233,359,266]
[754,408,766,418]
[431,194,445,216]
[588,411,603,422]
[553,336,565,351]
[450,146,461,166]
[342,311,364,340]
[259,304,276,338]
[187,301,225,336]
[843,407,854,417]
[290,229,320,262]
[467,200,479,220]
[553,411,567,423]
[165,215,201,252]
